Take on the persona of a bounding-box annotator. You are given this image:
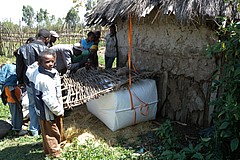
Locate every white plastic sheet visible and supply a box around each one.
[86,79,158,131]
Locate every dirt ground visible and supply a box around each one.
[63,104,201,153]
[63,104,158,144]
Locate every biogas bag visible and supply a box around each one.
[86,79,158,131]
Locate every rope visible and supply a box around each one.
[128,13,133,87]
[127,14,148,123]
[128,87,136,124]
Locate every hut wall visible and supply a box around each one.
[116,10,217,126]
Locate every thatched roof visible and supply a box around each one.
[86,0,239,26]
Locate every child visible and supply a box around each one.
[105,24,118,69]
[0,64,27,136]
[92,31,101,68]
[27,49,65,158]
[80,31,95,50]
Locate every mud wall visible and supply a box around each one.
[115,11,216,126]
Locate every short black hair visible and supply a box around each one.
[38,49,56,63]
[26,37,35,44]
[37,28,51,38]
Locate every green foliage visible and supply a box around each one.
[205,21,240,159]
[85,0,97,11]
[157,20,240,160]
[65,7,81,31]
[22,5,35,27]
[0,21,19,31]
[156,121,216,160]
[156,120,179,150]
[36,8,49,24]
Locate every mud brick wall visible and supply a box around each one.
[115,10,217,126]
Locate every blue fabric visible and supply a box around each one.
[8,102,23,131]
[105,56,115,69]
[5,75,18,86]
[26,85,40,136]
[81,38,94,50]
[0,64,16,90]
[38,66,56,78]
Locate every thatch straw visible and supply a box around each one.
[86,0,239,26]
[63,104,157,146]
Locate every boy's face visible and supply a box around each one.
[39,54,55,70]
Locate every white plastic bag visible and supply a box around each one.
[87,79,158,131]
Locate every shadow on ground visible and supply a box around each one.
[0,141,44,160]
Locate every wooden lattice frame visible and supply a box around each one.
[61,67,156,109]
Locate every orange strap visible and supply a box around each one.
[128,87,136,124]
[128,14,145,124]
[140,104,149,116]
[131,90,149,116]
[132,63,138,74]
[128,14,133,87]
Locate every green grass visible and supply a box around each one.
[0,101,44,160]
[62,138,141,160]
[0,135,44,160]
[0,56,136,160]
[0,101,10,120]
[0,98,147,160]
[0,55,15,64]
[98,52,116,68]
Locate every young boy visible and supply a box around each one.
[0,64,27,136]
[80,31,95,50]
[27,49,64,158]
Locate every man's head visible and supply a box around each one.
[73,43,84,56]
[37,29,51,45]
[38,49,56,70]
[50,30,59,44]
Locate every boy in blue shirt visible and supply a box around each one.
[0,64,27,136]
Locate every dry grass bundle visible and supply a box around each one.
[86,0,240,26]
[63,104,157,146]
